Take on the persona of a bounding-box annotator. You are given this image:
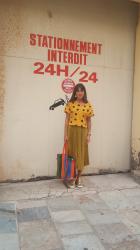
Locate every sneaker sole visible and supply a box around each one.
[75,183,84,188]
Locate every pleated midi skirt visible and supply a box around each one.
[67,125,89,171]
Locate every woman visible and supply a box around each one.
[64,83,94,188]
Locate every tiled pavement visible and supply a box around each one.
[1,173,140,249]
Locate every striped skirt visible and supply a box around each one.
[67,125,89,171]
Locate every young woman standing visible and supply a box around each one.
[64,83,94,188]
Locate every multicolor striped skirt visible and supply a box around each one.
[67,125,89,171]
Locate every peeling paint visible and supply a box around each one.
[131,148,140,170]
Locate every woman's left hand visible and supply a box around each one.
[87,134,91,143]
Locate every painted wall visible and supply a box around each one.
[0,0,138,181]
[132,5,140,169]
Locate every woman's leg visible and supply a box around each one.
[77,170,82,179]
[75,170,83,187]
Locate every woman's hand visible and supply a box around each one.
[87,134,91,143]
[87,117,91,143]
[64,114,69,144]
[64,135,68,143]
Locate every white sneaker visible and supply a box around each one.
[75,178,84,188]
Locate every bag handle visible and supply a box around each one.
[61,142,68,178]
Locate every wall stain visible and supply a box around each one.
[0,1,22,53]
[98,168,125,174]
[47,10,53,19]
[131,149,140,170]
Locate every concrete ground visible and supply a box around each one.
[0,173,140,250]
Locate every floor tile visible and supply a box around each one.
[99,190,133,210]
[51,210,85,223]
[75,194,109,211]
[48,196,79,212]
[17,206,50,223]
[119,209,140,234]
[0,233,19,250]
[0,206,17,234]
[0,203,16,212]
[102,238,140,250]
[62,233,105,250]
[17,199,47,209]
[93,223,133,244]
[55,220,93,236]
[19,220,63,250]
[85,210,121,225]
[0,216,17,233]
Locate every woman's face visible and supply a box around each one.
[76,88,85,100]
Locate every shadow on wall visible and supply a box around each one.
[49,95,69,110]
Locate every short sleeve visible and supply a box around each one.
[87,103,94,117]
[64,102,71,114]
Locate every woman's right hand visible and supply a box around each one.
[64,135,68,143]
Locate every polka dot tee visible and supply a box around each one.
[64,101,94,128]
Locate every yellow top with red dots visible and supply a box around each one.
[64,101,94,128]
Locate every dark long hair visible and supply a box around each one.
[69,83,88,103]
